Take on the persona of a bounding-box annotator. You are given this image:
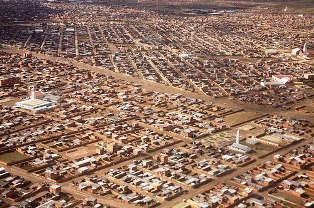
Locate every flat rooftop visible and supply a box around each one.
[18,99,50,107]
[16,98,52,110]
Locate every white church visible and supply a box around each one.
[229,129,252,153]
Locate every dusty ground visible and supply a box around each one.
[65,143,97,160]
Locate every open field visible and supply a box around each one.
[245,142,280,158]
[64,143,97,160]
[0,152,30,163]
[0,97,21,107]
[224,111,266,127]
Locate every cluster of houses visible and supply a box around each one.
[105,165,185,201]
[253,115,312,135]
[0,0,313,206]
[0,49,313,207]
[0,119,76,153]
[183,140,252,165]
[273,173,314,207]
[1,0,314,103]
[0,167,74,207]
[0,166,112,207]
[98,126,179,154]
[0,108,46,133]
[177,183,252,208]
[231,161,295,191]
[274,142,314,169]
[72,175,156,206]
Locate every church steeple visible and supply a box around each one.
[303,42,307,55]
[236,129,240,144]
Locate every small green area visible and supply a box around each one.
[244,142,279,158]
[173,202,190,208]
[0,152,30,163]
[112,156,122,163]
[20,163,35,171]
[58,193,70,201]
[204,136,215,141]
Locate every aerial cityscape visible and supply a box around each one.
[0,0,314,207]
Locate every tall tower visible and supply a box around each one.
[303,42,307,55]
[236,129,240,144]
[30,86,35,100]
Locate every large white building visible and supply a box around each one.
[15,86,52,111]
[230,129,252,153]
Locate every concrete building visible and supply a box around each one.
[15,86,52,111]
